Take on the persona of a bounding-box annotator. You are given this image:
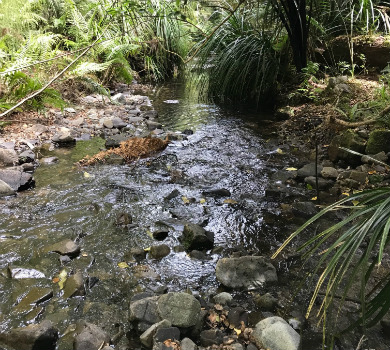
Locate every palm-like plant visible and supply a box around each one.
[272,187,390,343]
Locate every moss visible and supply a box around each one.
[366,129,390,154]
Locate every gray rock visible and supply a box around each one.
[68,117,84,127]
[335,83,351,93]
[149,245,170,259]
[73,321,110,350]
[157,292,201,328]
[19,150,35,163]
[140,319,172,348]
[29,124,48,134]
[64,107,76,113]
[142,111,159,119]
[349,170,367,184]
[361,151,388,164]
[0,169,34,191]
[254,293,277,311]
[41,157,58,164]
[0,148,18,166]
[102,118,114,129]
[321,167,338,179]
[200,329,224,347]
[111,117,127,129]
[146,121,163,131]
[0,320,58,350]
[231,343,244,350]
[328,129,366,165]
[292,201,318,219]
[189,250,209,260]
[304,176,333,190]
[180,223,214,251]
[0,179,15,197]
[165,189,180,200]
[105,134,131,148]
[130,296,161,325]
[63,271,85,299]
[202,188,231,197]
[181,338,197,350]
[128,116,144,123]
[154,327,180,343]
[52,128,75,143]
[297,163,323,178]
[46,239,80,257]
[112,93,125,103]
[152,230,169,241]
[215,256,277,290]
[213,292,233,306]
[252,316,300,350]
[81,95,98,104]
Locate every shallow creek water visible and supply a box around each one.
[3,81,383,349]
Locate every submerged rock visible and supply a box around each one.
[149,244,170,259]
[8,266,45,279]
[73,321,110,350]
[180,223,214,251]
[63,271,85,299]
[14,287,53,314]
[0,320,58,350]
[202,188,231,198]
[46,239,80,257]
[216,256,277,290]
[251,316,300,350]
[157,292,201,328]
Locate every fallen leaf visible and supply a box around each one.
[286,167,297,171]
[311,196,317,201]
[234,328,242,335]
[82,252,88,257]
[118,262,129,269]
[352,200,360,206]
[52,277,60,284]
[182,196,190,204]
[276,148,284,154]
[83,171,94,178]
[58,269,67,290]
[200,198,206,204]
[368,170,377,175]
[223,199,238,204]
[144,247,151,252]
[342,192,350,196]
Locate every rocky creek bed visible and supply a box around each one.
[0,81,390,350]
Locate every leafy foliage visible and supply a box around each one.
[273,187,390,343]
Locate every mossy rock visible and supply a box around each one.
[328,129,366,165]
[366,129,390,155]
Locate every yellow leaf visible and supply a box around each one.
[83,171,92,178]
[342,192,350,196]
[223,199,238,204]
[352,200,360,206]
[82,252,88,257]
[200,198,206,204]
[368,170,376,175]
[286,167,297,171]
[58,269,67,290]
[146,229,153,239]
[276,148,284,154]
[144,247,151,252]
[166,164,171,171]
[118,262,129,269]
[182,196,190,204]
[311,196,317,201]
[234,328,242,335]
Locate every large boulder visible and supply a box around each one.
[73,321,110,350]
[0,148,18,166]
[0,169,34,191]
[0,320,58,350]
[327,129,366,165]
[216,256,277,290]
[251,317,300,350]
[157,292,201,328]
[180,223,214,251]
[130,296,161,326]
[0,179,15,197]
[366,129,390,155]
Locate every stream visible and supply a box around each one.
[2,81,387,350]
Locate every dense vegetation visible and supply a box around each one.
[1,0,390,346]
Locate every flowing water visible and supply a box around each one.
[1,81,357,349]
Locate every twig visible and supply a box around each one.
[355,335,366,350]
[0,37,102,118]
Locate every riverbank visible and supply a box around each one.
[0,78,389,350]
